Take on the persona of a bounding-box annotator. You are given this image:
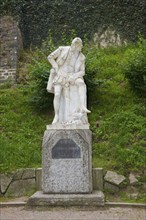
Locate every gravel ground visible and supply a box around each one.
[1,206,145,220]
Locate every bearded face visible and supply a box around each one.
[71,37,83,51]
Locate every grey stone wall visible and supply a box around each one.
[0,16,23,83]
[0,168,102,197]
[1,168,144,197]
[0,168,36,197]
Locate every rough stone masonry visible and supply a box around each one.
[0,16,23,83]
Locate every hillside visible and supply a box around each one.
[0,41,146,179]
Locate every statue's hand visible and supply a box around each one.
[69,75,75,84]
[62,72,67,78]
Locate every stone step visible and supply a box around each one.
[27,191,105,207]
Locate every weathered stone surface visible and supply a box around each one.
[0,68,17,83]
[93,27,127,48]
[0,16,23,82]
[22,168,35,179]
[104,182,119,193]
[12,169,24,180]
[129,173,139,186]
[42,128,92,193]
[36,168,42,191]
[0,173,13,194]
[27,191,104,206]
[5,179,36,197]
[126,185,139,194]
[104,171,126,186]
[92,168,104,191]
[46,124,89,130]
[128,193,139,200]
[36,167,105,192]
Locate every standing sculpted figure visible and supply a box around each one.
[47,37,90,125]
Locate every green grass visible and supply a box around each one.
[0,86,53,172]
[105,191,146,203]
[86,44,146,175]
[0,41,146,177]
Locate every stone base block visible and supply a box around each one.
[27,191,105,206]
[42,129,92,193]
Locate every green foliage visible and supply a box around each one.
[86,40,146,174]
[26,33,56,111]
[1,38,146,177]
[0,78,14,89]
[92,105,146,174]
[1,0,146,47]
[85,43,129,106]
[0,87,52,172]
[122,38,146,95]
[28,56,53,112]
[106,191,146,203]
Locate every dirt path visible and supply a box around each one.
[1,206,145,220]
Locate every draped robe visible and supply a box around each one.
[47,46,88,124]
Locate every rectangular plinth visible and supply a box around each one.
[27,191,105,206]
[42,129,92,193]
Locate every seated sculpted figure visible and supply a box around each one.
[47,37,90,124]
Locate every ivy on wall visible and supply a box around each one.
[1,0,146,47]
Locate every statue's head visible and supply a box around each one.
[71,37,83,51]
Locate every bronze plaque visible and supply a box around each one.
[52,139,81,159]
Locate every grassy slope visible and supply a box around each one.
[86,45,146,175]
[0,44,146,177]
[0,86,53,172]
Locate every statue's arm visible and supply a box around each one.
[73,62,85,79]
[68,62,85,84]
[47,48,61,72]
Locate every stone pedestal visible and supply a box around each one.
[27,124,105,206]
[42,126,92,194]
[27,190,105,206]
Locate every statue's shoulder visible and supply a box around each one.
[58,46,70,51]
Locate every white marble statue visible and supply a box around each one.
[47,37,90,125]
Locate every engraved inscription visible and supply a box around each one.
[52,139,81,159]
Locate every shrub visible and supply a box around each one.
[28,57,53,112]
[27,33,56,111]
[122,38,146,96]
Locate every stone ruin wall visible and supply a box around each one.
[0,16,23,83]
[0,167,143,198]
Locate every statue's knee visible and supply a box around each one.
[75,78,84,85]
[54,93,60,99]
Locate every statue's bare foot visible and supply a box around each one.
[52,115,59,124]
[81,106,91,113]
